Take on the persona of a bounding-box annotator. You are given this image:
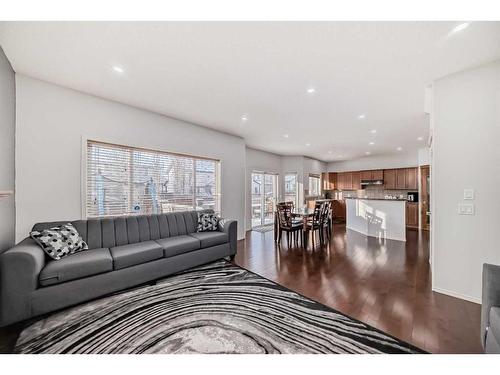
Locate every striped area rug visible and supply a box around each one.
[15,260,424,354]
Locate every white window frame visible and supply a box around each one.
[81,137,222,218]
[308,174,321,197]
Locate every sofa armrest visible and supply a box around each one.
[218,220,237,256]
[0,238,46,326]
[482,263,500,347]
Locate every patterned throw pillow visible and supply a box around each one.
[30,223,88,261]
[197,213,220,232]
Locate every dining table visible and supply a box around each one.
[273,206,316,244]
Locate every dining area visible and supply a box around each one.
[273,199,334,248]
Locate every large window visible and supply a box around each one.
[308,174,321,197]
[86,140,221,217]
[284,173,298,206]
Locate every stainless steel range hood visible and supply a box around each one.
[360,179,384,187]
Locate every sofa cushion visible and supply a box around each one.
[110,241,163,270]
[30,223,88,260]
[489,307,500,343]
[189,232,228,248]
[39,248,113,286]
[155,235,200,258]
[197,212,220,232]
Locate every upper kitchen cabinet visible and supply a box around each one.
[396,169,406,189]
[352,171,361,190]
[383,169,396,189]
[321,172,337,190]
[337,172,353,190]
[360,170,383,181]
[372,169,383,180]
[405,167,418,190]
[360,171,372,181]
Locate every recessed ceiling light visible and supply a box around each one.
[396,147,403,151]
[338,155,343,158]
[283,134,289,138]
[305,143,311,146]
[112,65,125,74]
[365,151,371,155]
[306,87,316,94]
[417,136,424,141]
[451,22,469,34]
[369,142,375,146]
[370,129,377,134]
[358,114,366,120]
[241,115,248,121]
[328,150,333,154]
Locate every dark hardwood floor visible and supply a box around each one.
[0,223,482,354]
[233,224,482,354]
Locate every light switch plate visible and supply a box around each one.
[463,189,474,200]
[458,203,475,215]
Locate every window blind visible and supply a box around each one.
[86,140,221,218]
[284,174,298,206]
[308,174,321,196]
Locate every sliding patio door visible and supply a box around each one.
[251,172,278,228]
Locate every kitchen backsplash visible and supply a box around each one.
[326,186,417,200]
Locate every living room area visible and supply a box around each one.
[1,3,500,369]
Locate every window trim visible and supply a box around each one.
[81,137,222,219]
[283,172,298,206]
[307,173,321,198]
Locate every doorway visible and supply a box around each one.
[420,165,430,231]
[251,172,278,228]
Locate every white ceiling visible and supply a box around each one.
[1,21,500,162]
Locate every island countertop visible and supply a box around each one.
[345,198,406,241]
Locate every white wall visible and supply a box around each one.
[432,60,500,303]
[418,147,430,166]
[245,147,282,231]
[15,75,246,241]
[327,152,419,172]
[0,47,15,252]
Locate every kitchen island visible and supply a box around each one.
[345,197,406,242]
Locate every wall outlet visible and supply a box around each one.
[458,203,475,215]
[463,189,474,200]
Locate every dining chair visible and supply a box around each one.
[304,201,325,248]
[321,201,332,241]
[277,204,303,247]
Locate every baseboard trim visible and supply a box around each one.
[432,287,481,304]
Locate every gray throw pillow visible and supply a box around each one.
[30,223,88,260]
[197,213,220,232]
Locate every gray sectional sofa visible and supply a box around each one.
[482,263,500,353]
[0,210,237,327]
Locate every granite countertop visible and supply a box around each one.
[344,197,408,201]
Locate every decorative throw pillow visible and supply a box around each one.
[30,223,88,261]
[197,213,220,232]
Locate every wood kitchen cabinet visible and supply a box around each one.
[406,202,419,228]
[344,172,353,190]
[371,169,383,180]
[360,170,383,181]
[321,172,328,190]
[405,167,418,190]
[383,169,396,189]
[337,172,352,190]
[321,172,338,190]
[351,171,361,190]
[396,169,406,189]
[360,171,372,181]
[333,200,346,221]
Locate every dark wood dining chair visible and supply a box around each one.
[277,203,303,247]
[304,201,325,248]
[321,201,332,241]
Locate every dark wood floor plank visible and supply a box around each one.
[234,224,482,354]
